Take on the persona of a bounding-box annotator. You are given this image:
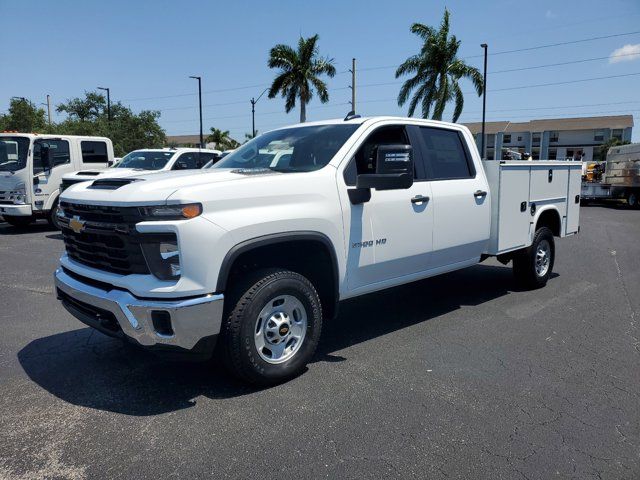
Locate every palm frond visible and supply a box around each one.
[268,44,298,70]
[451,82,464,122]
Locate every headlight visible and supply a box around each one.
[10,185,26,205]
[138,203,202,220]
[141,234,181,280]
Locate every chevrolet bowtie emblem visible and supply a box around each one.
[69,216,86,234]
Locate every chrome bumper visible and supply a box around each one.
[0,204,33,216]
[54,268,224,352]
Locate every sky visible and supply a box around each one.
[1,0,640,142]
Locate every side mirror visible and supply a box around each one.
[356,144,414,190]
[42,145,54,171]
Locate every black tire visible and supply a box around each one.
[47,200,61,229]
[4,215,33,228]
[627,190,640,209]
[513,226,555,289]
[219,268,322,386]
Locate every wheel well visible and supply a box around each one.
[535,209,561,236]
[220,237,338,320]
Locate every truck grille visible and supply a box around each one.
[59,202,150,275]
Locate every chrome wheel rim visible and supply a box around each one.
[535,240,551,277]
[254,295,307,364]
[629,193,637,207]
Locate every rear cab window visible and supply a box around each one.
[81,141,108,164]
[417,127,475,180]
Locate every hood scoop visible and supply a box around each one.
[76,171,103,176]
[89,178,142,190]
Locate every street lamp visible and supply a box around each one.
[97,87,111,122]
[480,44,488,159]
[189,76,203,147]
[250,88,269,139]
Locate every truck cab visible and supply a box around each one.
[53,116,580,386]
[0,133,113,227]
[60,147,222,193]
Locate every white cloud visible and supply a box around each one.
[609,44,640,64]
[545,10,557,19]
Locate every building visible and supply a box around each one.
[165,135,206,148]
[464,115,634,161]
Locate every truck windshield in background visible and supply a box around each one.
[116,150,174,170]
[0,136,30,172]
[213,124,359,172]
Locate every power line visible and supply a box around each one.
[490,52,640,74]
[489,72,640,92]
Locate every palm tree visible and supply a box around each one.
[206,127,238,150]
[267,34,336,123]
[396,8,483,122]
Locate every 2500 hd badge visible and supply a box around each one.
[352,238,387,248]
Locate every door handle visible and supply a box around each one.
[411,195,430,204]
[473,190,488,198]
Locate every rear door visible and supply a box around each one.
[416,127,491,271]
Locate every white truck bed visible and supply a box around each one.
[483,160,582,255]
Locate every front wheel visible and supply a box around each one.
[4,215,33,228]
[219,269,323,386]
[513,227,555,289]
[47,201,62,229]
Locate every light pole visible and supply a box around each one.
[189,76,203,147]
[250,88,269,139]
[480,44,488,159]
[97,87,111,122]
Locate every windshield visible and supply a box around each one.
[0,136,30,172]
[213,124,359,172]
[116,150,174,170]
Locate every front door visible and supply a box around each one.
[33,138,75,210]
[338,123,434,295]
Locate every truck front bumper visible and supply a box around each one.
[54,268,224,357]
[0,204,32,216]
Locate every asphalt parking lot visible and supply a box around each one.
[0,205,638,480]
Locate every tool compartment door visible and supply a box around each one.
[566,163,582,235]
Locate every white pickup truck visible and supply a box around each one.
[60,147,222,193]
[54,116,581,385]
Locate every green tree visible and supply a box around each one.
[395,8,483,122]
[267,34,336,123]
[56,91,107,121]
[206,127,239,150]
[0,98,48,132]
[55,91,166,156]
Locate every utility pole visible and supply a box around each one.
[189,76,203,147]
[250,88,269,139]
[97,86,111,122]
[480,44,488,159]
[349,58,357,114]
[46,95,52,125]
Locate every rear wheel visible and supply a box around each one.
[219,269,322,386]
[4,215,33,228]
[513,227,555,289]
[627,190,640,209]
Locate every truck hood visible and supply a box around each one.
[60,168,275,205]
[0,169,28,192]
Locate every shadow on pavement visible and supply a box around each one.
[18,263,543,416]
[0,221,59,235]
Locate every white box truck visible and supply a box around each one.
[54,116,581,385]
[0,133,113,227]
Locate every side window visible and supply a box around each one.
[345,125,415,186]
[174,152,199,169]
[418,127,474,180]
[81,141,108,163]
[33,139,71,173]
[198,152,216,167]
